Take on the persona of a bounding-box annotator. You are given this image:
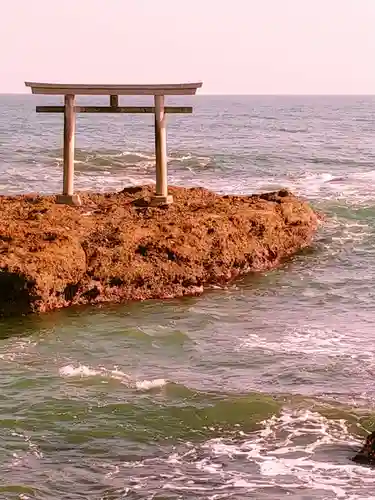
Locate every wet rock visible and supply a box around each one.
[0,185,318,317]
[352,431,375,465]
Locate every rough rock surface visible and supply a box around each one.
[0,185,318,317]
[352,431,375,465]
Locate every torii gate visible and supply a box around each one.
[25,81,203,206]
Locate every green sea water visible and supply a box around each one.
[1,95,375,499]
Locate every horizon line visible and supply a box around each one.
[1,92,375,97]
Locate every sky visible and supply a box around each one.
[1,0,374,94]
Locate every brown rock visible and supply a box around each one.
[0,185,318,317]
[352,431,375,465]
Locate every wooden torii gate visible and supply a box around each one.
[25,81,203,206]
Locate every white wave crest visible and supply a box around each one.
[58,364,166,391]
[160,409,372,499]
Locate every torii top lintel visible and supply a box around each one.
[25,82,203,96]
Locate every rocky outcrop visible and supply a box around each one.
[0,185,318,317]
[352,431,375,465]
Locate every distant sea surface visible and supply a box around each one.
[1,94,375,499]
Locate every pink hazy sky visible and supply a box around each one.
[1,0,374,94]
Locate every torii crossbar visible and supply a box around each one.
[25,81,203,206]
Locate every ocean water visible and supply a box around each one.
[1,94,375,499]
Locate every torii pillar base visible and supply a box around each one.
[56,194,82,206]
[150,194,173,206]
